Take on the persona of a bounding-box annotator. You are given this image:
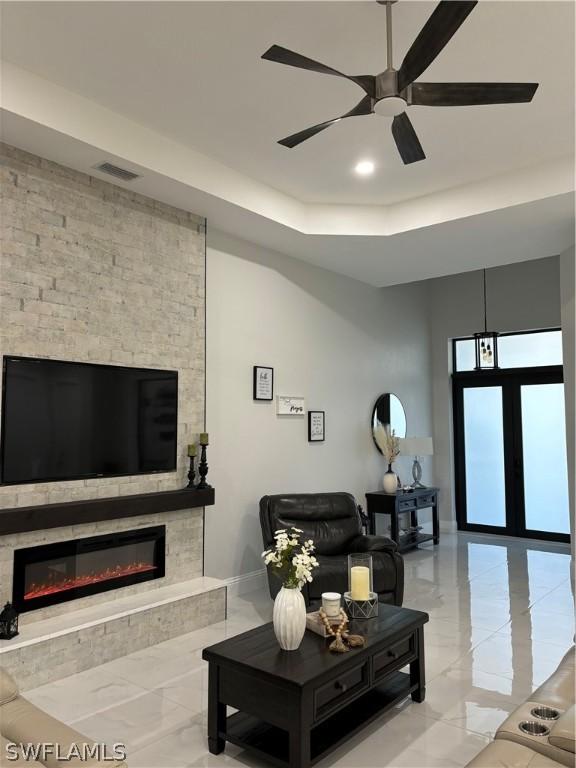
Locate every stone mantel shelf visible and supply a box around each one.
[0,487,215,536]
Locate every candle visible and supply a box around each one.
[321,592,341,619]
[187,444,196,457]
[350,566,370,601]
[199,432,209,446]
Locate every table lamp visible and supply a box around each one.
[398,437,433,489]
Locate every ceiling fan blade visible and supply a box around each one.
[278,120,338,148]
[278,95,374,148]
[409,82,539,106]
[262,45,376,96]
[262,44,348,78]
[391,112,425,164]
[397,1,477,92]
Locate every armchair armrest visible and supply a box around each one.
[348,534,398,553]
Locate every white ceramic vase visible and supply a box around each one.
[273,586,306,651]
[383,464,398,493]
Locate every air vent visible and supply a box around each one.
[93,162,140,182]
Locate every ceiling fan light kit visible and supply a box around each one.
[374,96,406,118]
[262,0,539,164]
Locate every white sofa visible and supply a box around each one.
[0,668,127,767]
[467,647,575,768]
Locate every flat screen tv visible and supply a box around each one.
[1,357,178,485]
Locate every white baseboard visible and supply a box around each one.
[225,569,267,597]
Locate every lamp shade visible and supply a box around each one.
[398,437,434,457]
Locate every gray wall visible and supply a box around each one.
[559,246,575,565]
[427,256,562,526]
[205,230,433,583]
[205,242,567,584]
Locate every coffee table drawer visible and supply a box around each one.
[398,498,417,512]
[314,661,369,720]
[373,633,416,682]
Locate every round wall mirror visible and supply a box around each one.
[371,393,407,454]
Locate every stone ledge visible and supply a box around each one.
[0,577,226,690]
[0,576,224,653]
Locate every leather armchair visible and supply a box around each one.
[259,492,404,606]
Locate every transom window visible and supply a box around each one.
[453,329,563,373]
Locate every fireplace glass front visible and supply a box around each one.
[13,526,165,613]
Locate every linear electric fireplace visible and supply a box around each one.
[12,526,165,613]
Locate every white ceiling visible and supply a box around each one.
[0,1,574,286]
[2,1,574,205]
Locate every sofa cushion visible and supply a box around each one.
[0,735,44,766]
[532,647,575,711]
[549,706,575,754]
[0,668,18,706]
[1,696,126,768]
[466,741,565,768]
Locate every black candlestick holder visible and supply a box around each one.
[197,444,212,490]
[187,455,196,488]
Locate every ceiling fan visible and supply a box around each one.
[261,0,538,163]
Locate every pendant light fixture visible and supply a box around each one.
[474,269,499,371]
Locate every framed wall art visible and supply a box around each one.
[253,366,274,401]
[277,396,305,416]
[308,411,325,442]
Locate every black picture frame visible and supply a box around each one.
[253,366,274,401]
[308,410,325,442]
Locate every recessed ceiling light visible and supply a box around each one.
[355,160,375,177]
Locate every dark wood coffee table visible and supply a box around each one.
[202,603,428,768]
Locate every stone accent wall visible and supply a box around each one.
[0,508,204,623]
[0,144,210,625]
[0,142,206,509]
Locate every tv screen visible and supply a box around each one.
[1,357,178,485]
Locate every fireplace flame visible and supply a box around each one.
[24,562,157,600]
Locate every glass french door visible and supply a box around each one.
[453,367,570,542]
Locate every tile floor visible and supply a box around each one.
[25,533,574,768]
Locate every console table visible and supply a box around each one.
[365,488,439,553]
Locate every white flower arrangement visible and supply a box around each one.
[262,527,319,589]
[374,425,400,465]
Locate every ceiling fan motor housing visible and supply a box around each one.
[375,69,398,99]
[374,69,407,116]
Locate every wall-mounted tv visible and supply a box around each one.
[1,357,178,485]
